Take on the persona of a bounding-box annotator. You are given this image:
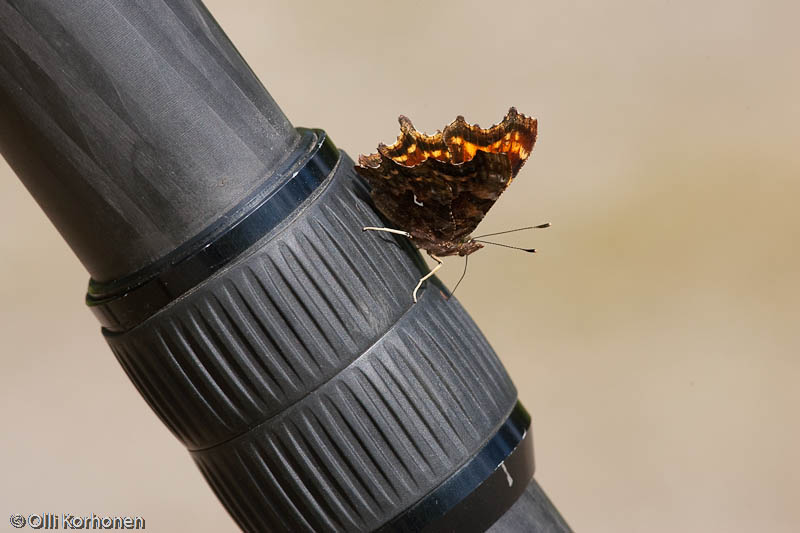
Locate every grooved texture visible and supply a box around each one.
[105,153,517,532]
[192,293,516,533]
[107,154,422,449]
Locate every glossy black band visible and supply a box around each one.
[377,401,535,533]
[87,128,339,332]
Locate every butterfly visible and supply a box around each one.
[355,107,540,302]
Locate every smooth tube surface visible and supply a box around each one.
[0,0,299,281]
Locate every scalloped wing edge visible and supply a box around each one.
[358,107,537,174]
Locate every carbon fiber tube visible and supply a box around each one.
[0,1,570,531]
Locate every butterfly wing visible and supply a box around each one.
[355,108,537,254]
[356,151,512,249]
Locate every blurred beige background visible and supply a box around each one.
[2,0,799,531]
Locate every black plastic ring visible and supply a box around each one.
[87,128,339,332]
[377,401,535,533]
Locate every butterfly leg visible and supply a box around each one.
[362,226,412,238]
[412,254,443,304]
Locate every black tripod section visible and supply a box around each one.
[0,1,571,531]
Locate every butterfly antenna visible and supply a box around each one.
[472,240,537,253]
[449,255,469,299]
[472,222,550,239]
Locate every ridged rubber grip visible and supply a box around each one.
[104,148,518,532]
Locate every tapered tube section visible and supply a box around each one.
[0,0,299,281]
